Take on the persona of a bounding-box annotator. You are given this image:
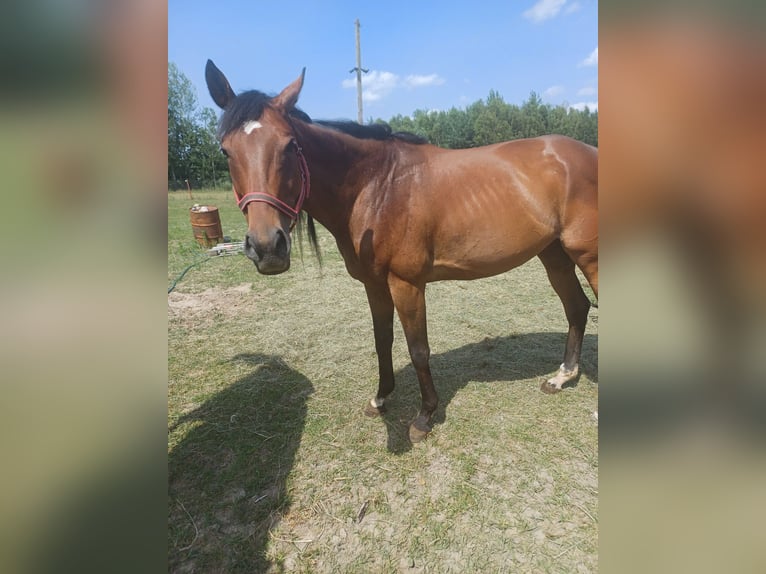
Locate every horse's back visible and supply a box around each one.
[400,135,597,281]
[429,134,597,232]
[494,134,598,245]
[495,134,597,196]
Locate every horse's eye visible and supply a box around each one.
[220,147,229,158]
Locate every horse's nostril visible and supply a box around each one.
[244,233,260,260]
[274,229,288,254]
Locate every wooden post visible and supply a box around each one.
[349,19,368,125]
[355,19,363,124]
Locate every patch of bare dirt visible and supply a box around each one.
[168,284,273,325]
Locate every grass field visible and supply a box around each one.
[168,189,598,573]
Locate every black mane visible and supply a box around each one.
[217,90,427,144]
[314,120,428,144]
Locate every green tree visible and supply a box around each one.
[432,108,473,149]
[472,91,514,146]
[547,105,570,136]
[520,92,547,138]
[168,62,197,185]
[411,109,439,140]
[167,62,227,188]
[380,89,597,149]
[196,107,229,188]
[387,113,417,135]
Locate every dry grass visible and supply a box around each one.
[168,189,598,573]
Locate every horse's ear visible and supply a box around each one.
[273,68,305,112]
[205,59,236,109]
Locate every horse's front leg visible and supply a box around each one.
[362,282,395,417]
[388,275,436,443]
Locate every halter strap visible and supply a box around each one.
[236,141,310,224]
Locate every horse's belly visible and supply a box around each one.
[430,236,551,281]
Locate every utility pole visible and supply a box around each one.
[349,19,368,124]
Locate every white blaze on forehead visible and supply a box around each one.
[242,120,262,134]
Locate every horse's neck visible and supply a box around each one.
[296,122,380,237]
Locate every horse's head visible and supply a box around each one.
[205,60,307,275]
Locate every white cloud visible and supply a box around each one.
[342,70,399,102]
[543,85,565,98]
[342,70,445,103]
[569,101,598,112]
[577,86,597,96]
[404,74,445,88]
[523,0,567,23]
[579,47,598,67]
[564,1,581,14]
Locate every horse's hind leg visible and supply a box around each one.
[562,226,598,298]
[572,249,598,299]
[538,240,592,394]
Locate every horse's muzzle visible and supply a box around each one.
[244,228,291,274]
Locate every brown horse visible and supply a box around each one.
[205,60,598,442]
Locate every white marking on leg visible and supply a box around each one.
[243,120,262,134]
[547,363,580,389]
[370,397,385,409]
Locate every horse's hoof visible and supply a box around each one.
[409,426,429,443]
[409,419,431,443]
[540,380,562,394]
[363,404,385,417]
[541,364,579,394]
[363,399,386,417]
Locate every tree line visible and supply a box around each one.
[168,63,597,189]
[168,62,228,190]
[383,90,597,149]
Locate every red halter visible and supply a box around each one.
[235,140,310,225]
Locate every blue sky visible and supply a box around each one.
[168,0,597,121]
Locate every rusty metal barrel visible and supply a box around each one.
[189,205,223,247]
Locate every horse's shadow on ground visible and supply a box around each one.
[167,334,596,569]
[168,353,313,573]
[378,332,598,454]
